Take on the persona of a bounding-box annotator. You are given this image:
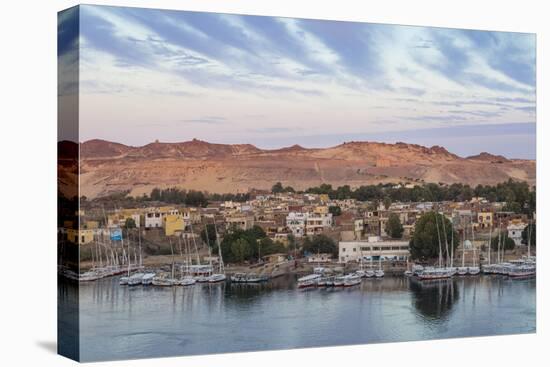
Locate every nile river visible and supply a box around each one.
[59,275,536,362]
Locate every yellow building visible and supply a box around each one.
[66,229,95,245]
[108,209,142,228]
[163,214,185,236]
[83,220,99,229]
[319,194,330,203]
[477,211,493,229]
[313,205,329,214]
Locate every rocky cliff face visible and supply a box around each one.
[75,139,535,198]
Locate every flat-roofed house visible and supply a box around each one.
[338,236,410,263]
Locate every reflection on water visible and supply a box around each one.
[409,278,459,321]
[76,275,535,362]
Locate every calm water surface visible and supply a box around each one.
[64,275,535,362]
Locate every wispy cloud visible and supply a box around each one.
[75,5,536,159]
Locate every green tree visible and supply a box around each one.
[386,213,404,239]
[409,211,458,260]
[283,186,295,193]
[383,196,392,210]
[521,223,536,247]
[124,217,136,229]
[272,182,284,194]
[328,205,342,217]
[231,238,252,263]
[302,234,337,256]
[491,232,515,251]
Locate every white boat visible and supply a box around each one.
[457,267,469,276]
[332,275,346,287]
[417,267,453,280]
[355,270,367,278]
[404,270,413,277]
[194,275,211,283]
[365,270,375,278]
[141,273,156,285]
[152,274,177,286]
[316,276,335,287]
[208,273,227,283]
[230,273,269,283]
[467,266,480,275]
[508,265,536,279]
[412,265,424,276]
[344,274,362,287]
[374,270,385,278]
[297,273,321,288]
[119,276,129,285]
[179,276,196,286]
[128,273,145,286]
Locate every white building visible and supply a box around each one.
[286,212,307,237]
[339,236,410,263]
[508,223,527,247]
[305,212,333,236]
[145,208,179,228]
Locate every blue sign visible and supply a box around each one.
[110,228,122,241]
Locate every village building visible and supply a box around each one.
[66,228,95,245]
[338,236,410,263]
[225,214,255,230]
[507,223,527,247]
[145,207,178,229]
[163,213,185,236]
[286,212,307,237]
[477,211,493,229]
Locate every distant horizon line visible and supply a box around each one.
[65,137,535,161]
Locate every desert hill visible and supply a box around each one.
[73,139,535,198]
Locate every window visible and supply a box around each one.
[342,248,346,252]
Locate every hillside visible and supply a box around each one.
[74,139,536,198]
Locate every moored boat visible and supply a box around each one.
[417,267,453,280]
[141,273,156,285]
[208,273,227,283]
[508,265,536,279]
[128,273,145,286]
[297,273,321,288]
[344,274,362,287]
[179,276,197,286]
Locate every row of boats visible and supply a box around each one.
[118,269,272,287]
[406,257,536,280]
[119,271,228,286]
[297,267,384,289]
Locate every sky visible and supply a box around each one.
[60,5,536,158]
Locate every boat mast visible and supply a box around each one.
[124,229,130,277]
[497,218,502,263]
[440,211,449,267]
[169,237,175,279]
[487,221,492,265]
[213,221,224,274]
[461,216,465,268]
[435,211,442,268]
[470,214,476,267]
[527,219,531,259]
[138,225,142,268]
[189,222,201,265]
[450,220,454,268]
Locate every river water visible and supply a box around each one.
[60,274,535,362]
